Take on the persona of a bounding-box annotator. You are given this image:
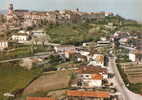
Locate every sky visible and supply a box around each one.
[0,0,142,21]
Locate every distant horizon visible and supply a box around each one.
[0,8,139,23]
[0,0,142,22]
[0,8,139,22]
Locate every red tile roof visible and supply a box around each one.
[76,65,107,74]
[27,97,56,100]
[91,74,103,80]
[66,90,110,98]
[134,50,142,54]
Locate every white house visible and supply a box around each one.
[79,73,103,88]
[129,52,136,62]
[0,40,8,50]
[119,38,128,45]
[75,66,108,88]
[54,45,76,53]
[32,29,46,37]
[105,12,113,16]
[11,33,29,43]
[79,51,90,56]
[97,40,110,47]
[129,50,142,63]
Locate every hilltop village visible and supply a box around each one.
[0,2,142,100]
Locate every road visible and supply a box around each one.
[0,54,50,63]
[108,57,142,100]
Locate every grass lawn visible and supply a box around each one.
[0,62,42,100]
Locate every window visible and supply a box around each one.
[81,75,83,77]
[85,75,89,77]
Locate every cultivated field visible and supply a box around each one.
[121,63,142,83]
[22,70,73,96]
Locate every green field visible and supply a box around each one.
[46,23,93,45]
[0,62,42,100]
[44,16,142,45]
[45,23,108,45]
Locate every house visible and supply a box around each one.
[119,38,128,45]
[23,11,48,26]
[68,53,88,62]
[54,45,77,53]
[23,11,58,26]
[11,33,30,43]
[72,66,108,88]
[27,97,56,100]
[20,58,43,70]
[54,45,79,59]
[76,66,108,79]
[80,73,103,88]
[79,51,90,56]
[81,12,106,21]
[32,29,46,37]
[129,50,142,63]
[0,40,8,50]
[88,54,105,67]
[66,90,110,100]
[73,51,90,61]
[64,50,77,59]
[97,40,111,47]
[105,12,113,16]
[46,12,57,24]
[0,38,15,51]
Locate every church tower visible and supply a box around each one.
[8,0,14,15]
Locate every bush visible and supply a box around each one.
[43,67,57,72]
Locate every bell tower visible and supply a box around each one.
[8,0,14,15]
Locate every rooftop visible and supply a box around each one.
[12,33,29,36]
[76,65,107,74]
[27,97,56,100]
[66,90,110,98]
[134,50,142,54]
[91,74,103,80]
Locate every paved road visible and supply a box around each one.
[108,57,142,100]
[0,54,49,63]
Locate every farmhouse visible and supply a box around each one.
[71,66,108,88]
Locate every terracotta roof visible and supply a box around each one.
[66,90,110,98]
[27,97,56,100]
[76,65,107,74]
[134,50,142,54]
[91,74,103,80]
[65,50,76,54]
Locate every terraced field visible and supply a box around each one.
[121,63,142,83]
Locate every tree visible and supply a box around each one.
[40,34,50,47]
